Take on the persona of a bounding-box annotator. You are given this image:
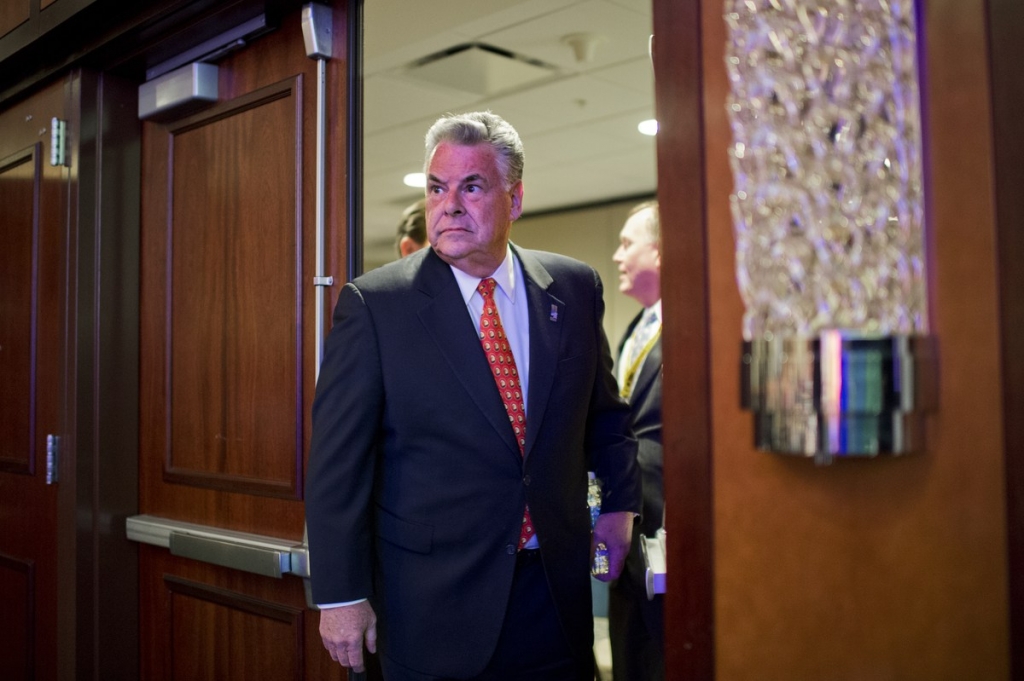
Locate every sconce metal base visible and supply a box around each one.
[741,332,935,464]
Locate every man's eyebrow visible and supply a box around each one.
[427,172,489,185]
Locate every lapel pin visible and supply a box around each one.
[550,304,559,322]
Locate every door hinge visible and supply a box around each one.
[46,434,60,484]
[50,118,67,167]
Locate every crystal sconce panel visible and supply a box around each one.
[726,0,934,463]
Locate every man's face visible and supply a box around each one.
[426,142,523,277]
[613,207,661,307]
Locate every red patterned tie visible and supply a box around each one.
[478,277,535,548]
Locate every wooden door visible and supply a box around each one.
[137,7,348,679]
[0,78,68,681]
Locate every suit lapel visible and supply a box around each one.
[514,246,563,462]
[415,251,522,457]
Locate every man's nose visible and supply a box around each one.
[444,192,464,215]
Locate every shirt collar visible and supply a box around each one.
[449,245,518,304]
[645,300,663,325]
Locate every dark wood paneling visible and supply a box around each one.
[66,68,142,681]
[137,7,349,678]
[0,78,65,681]
[988,0,1024,677]
[139,3,347,541]
[139,546,343,681]
[166,576,304,681]
[162,79,303,499]
[0,146,39,475]
[0,0,29,41]
[651,0,714,678]
[0,554,34,681]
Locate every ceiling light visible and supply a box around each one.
[403,172,426,188]
[638,119,659,136]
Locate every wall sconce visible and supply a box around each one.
[725,0,935,464]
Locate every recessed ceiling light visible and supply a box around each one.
[403,172,426,188]
[638,119,659,136]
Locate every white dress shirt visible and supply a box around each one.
[449,246,531,411]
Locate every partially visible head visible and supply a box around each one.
[613,200,661,307]
[424,111,524,191]
[423,112,525,277]
[396,198,427,258]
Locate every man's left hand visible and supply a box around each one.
[591,511,634,581]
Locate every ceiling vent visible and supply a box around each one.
[404,43,556,96]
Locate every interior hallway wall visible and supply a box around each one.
[699,0,1010,678]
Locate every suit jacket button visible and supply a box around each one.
[523,474,531,486]
[506,544,516,555]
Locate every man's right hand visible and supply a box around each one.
[319,601,378,672]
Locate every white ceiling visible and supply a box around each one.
[362,0,657,266]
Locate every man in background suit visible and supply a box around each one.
[306,111,641,680]
[608,200,664,681]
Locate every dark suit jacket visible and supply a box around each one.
[617,310,664,539]
[306,245,641,678]
[608,310,665,674]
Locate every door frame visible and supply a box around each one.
[58,68,141,681]
[650,0,714,677]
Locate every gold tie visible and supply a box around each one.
[621,312,660,398]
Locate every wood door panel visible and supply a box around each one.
[0,554,33,681]
[163,80,302,498]
[139,7,350,677]
[140,546,343,681]
[0,146,39,474]
[0,77,66,681]
[139,6,347,543]
[167,577,303,680]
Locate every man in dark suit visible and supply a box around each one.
[608,200,664,681]
[306,111,641,680]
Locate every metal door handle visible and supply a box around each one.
[125,514,310,579]
[169,533,291,578]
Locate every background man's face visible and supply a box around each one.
[613,207,661,306]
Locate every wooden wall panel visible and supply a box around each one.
[0,554,34,681]
[161,80,303,499]
[700,0,1010,678]
[0,147,38,474]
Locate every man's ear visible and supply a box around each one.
[399,236,424,258]
[509,181,524,221]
